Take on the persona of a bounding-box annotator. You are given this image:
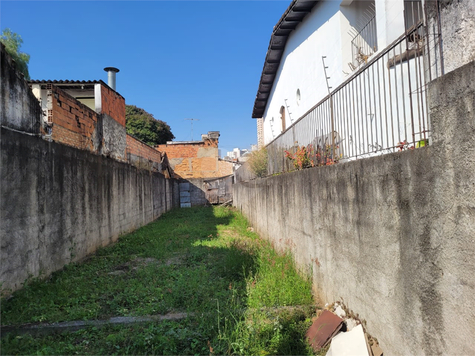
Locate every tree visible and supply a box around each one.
[1,28,30,80]
[126,105,175,146]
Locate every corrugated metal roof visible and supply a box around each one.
[29,79,103,84]
[252,0,319,118]
[28,79,124,98]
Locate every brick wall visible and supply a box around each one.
[101,84,125,127]
[157,139,227,179]
[156,142,202,159]
[218,159,234,177]
[126,134,162,167]
[51,85,100,152]
[30,81,165,171]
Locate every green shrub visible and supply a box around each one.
[248,148,268,178]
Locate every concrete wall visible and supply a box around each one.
[0,43,41,134]
[234,61,475,356]
[187,179,209,207]
[1,128,179,294]
[101,113,126,161]
[425,0,475,77]
[188,177,233,206]
[0,43,180,294]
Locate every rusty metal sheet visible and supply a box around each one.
[306,310,343,351]
[204,175,233,204]
[206,189,219,204]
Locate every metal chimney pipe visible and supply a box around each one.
[103,67,120,91]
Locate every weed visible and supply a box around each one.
[1,207,315,355]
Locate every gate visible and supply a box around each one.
[204,175,233,204]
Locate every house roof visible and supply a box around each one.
[252,0,319,118]
[29,79,103,86]
[29,79,124,98]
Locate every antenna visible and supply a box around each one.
[322,56,332,95]
[322,56,335,160]
[184,118,200,141]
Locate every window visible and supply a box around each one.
[404,0,423,31]
[280,106,286,132]
[350,1,377,70]
[404,0,423,45]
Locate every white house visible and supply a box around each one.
[253,0,428,155]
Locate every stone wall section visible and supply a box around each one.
[426,0,475,77]
[101,113,126,161]
[0,43,42,134]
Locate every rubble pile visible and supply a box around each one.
[305,302,383,356]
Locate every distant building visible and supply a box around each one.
[156,131,234,207]
[251,0,439,159]
[29,79,127,160]
[28,71,169,175]
[226,146,257,161]
[156,131,233,180]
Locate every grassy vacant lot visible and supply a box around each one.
[1,206,316,355]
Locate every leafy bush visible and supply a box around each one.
[1,28,30,79]
[248,148,268,178]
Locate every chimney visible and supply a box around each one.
[103,67,120,91]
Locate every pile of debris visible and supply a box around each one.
[305,302,383,356]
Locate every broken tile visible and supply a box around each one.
[370,342,384,356]
[326,324,370,356]
[345,317,359,331]
[306,309,344,351]
[334,304,346,319]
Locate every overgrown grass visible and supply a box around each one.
[1,206,316,355]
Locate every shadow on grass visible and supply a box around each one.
[1,206,313,355]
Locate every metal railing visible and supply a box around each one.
[266,21,438,175]
[350,15,378,71]
[404,0,424,32]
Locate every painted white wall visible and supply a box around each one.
[94,84,102,113]
[375,0,405,50]
[62,88,95,111]
[31,84,49,124]
[262,0,409,145]
[263,0,343,144]
[340,0,377,75]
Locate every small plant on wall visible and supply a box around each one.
[284,146,312,170]
[397,139,428,151]
[248,147,268,178]
[285,144,340,170]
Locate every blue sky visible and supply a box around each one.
[1,0,290,155]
